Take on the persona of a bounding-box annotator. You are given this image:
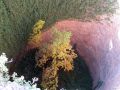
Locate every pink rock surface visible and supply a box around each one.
[40,15,120,90]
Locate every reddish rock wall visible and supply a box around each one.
[40,16,120,90]
[10,14,120,90]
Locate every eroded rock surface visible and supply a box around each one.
[40,15,120,90]
[10,14,120,90]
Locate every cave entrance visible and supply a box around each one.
[14,48,93,90]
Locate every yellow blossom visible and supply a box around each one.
[28,20,45,47]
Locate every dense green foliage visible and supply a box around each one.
[0,0,118,57]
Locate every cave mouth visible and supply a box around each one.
[13,48,93,90]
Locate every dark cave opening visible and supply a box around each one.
[13,48,93,90]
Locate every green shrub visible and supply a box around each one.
[0,0,118,57]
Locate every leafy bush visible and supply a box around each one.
[0,53,40,90]
[35,28,77,90]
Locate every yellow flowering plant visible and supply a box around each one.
[28,20,45,47]
[35,27,77,90]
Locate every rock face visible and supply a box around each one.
[40,16,120,90]
[10,14,120,90]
